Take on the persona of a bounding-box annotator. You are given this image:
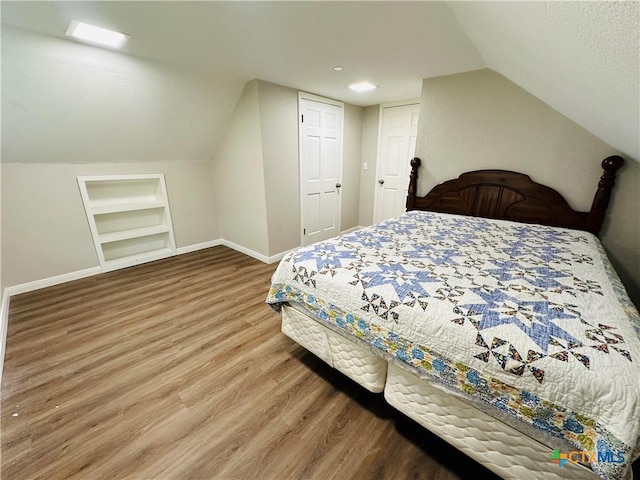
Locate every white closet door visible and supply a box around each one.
[374,103,420,223]
[299,95,344,245]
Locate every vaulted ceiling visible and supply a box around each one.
[449,1,639,162]
[2,1,638,161]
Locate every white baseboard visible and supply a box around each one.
[6,266,102,297]
[176,239,222,255]
[0,289,9,386]
[3,238,281,298]
[180,239,291,264]
[220,239,271,263]
[223,228,365,266]
[3,232,355,298]
[219,240,297,265]
[266,249,294,264]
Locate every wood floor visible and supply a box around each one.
[0,247,526,479]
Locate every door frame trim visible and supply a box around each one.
[298,91,343,108]
[298,91,345,246]
[372,99,421,224]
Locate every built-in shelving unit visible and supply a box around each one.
[78,174,177,272]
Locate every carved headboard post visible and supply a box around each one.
[406,157,421,211]
[586,156,624,235]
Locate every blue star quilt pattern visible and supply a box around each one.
[267,211,640,480]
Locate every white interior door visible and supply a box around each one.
[373,103,420,223]
[299,94,343,246]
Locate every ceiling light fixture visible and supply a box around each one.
[332,66,344,72]
[65,20,129,49]
[349,82,377,93]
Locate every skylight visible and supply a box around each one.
[65,20,129,49]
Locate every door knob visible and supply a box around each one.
[378,179,385,185]
[336,183,342,189]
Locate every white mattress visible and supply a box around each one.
[385,363,601,480]
[282,305,387,392]
[281,305,633,480]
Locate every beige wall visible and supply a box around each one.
[342,104,364,231]
[2,26,241,165]
[1,75,367,289]
[1,25,238,291]
[1,161,219,288]
[415,68,639,306]
[241,80,364,257]
[213,81,270,256]
[258,81,300,257]
[359,105,380,226]
[0,165,2,296]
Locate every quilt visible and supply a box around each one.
[267,211,640,480]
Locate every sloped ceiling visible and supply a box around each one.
[449,1,640,161]
[0,1,484,107]
[1,1,638,163]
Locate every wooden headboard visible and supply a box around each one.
[405,156,624,235]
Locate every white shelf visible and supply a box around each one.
[91,201,166,215]
[98,225,170,244]
[77,174,177,272]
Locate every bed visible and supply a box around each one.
[267,156,639,480]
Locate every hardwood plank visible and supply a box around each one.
[1,246,519,479]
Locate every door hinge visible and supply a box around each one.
[301,114,304,123]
